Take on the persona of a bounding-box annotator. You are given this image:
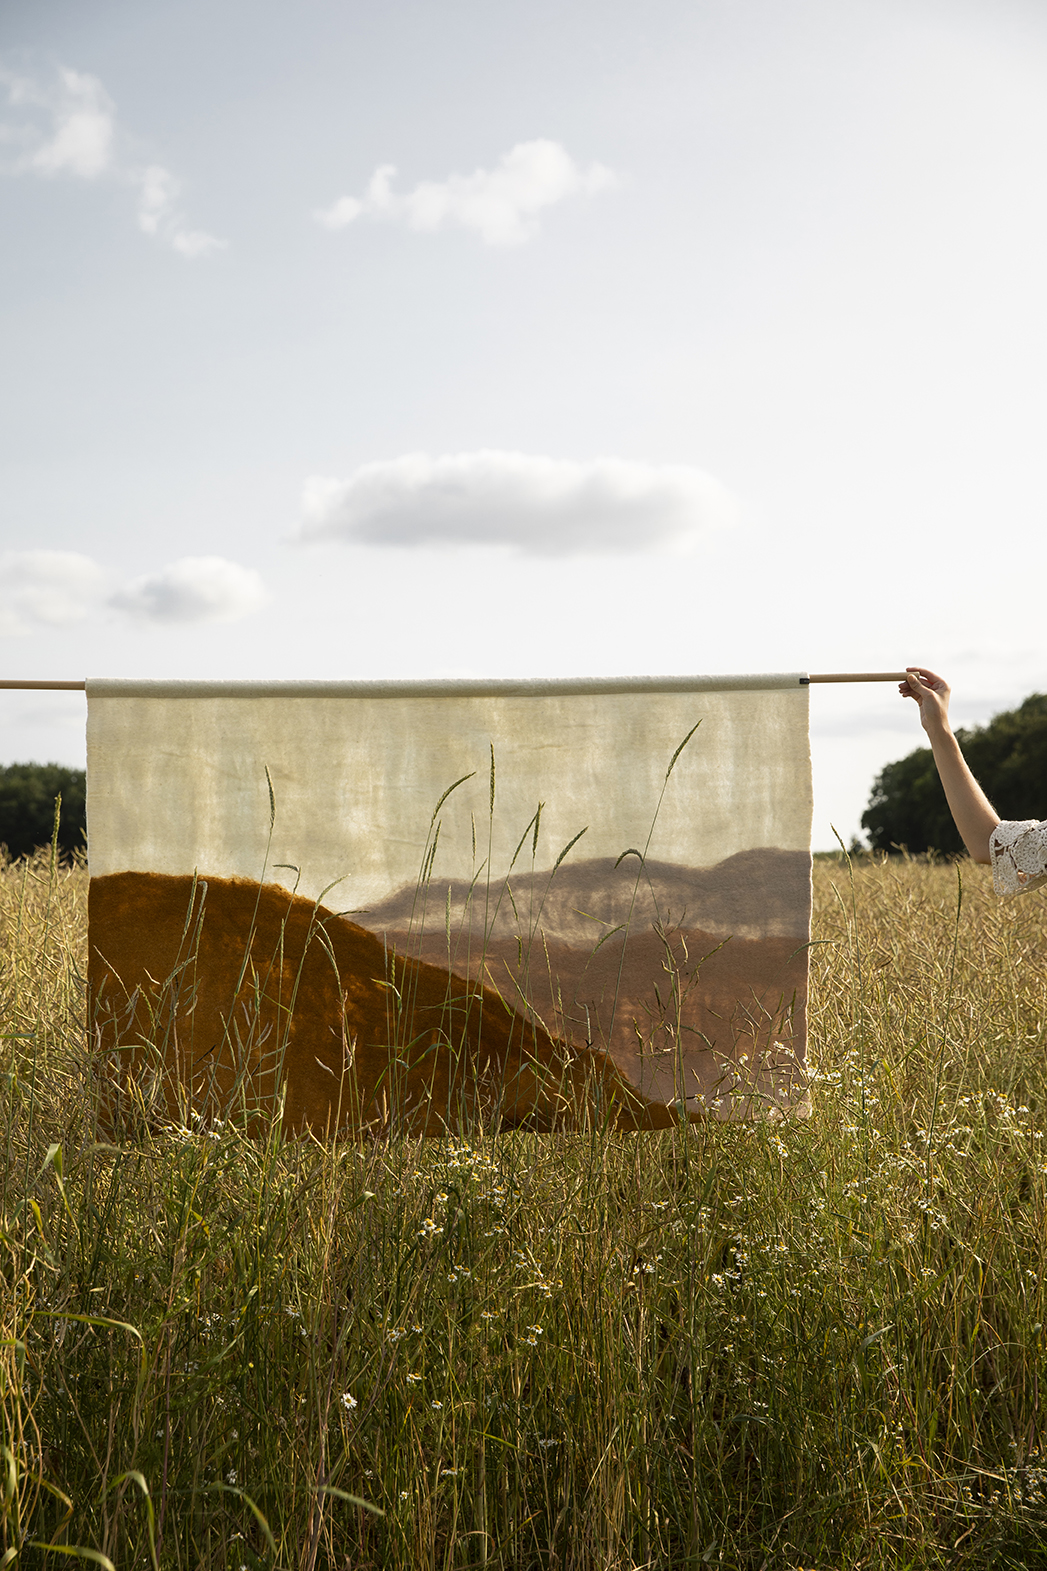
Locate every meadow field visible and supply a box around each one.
[3,846,1047,1570]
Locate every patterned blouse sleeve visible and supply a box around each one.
[989,819,1047,897]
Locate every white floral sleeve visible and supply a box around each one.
[989,819,1047,897]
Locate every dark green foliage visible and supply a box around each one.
[0,760,86,860]
[862,747,965,855]
[862,693,1047,853]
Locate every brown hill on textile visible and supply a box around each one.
[89,871,680,1137]
[358,850,811,1111]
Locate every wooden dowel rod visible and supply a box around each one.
[804,672,909,684]
[0,674,909,691]
[0,680,87,690]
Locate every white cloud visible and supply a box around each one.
[0,61,225,258]
[314,139,617,246]
[0,550,104,634]
[170,227,225,260]
[4,66,117,179]
[135,161,226,258]
[136,161,178,233]
[297,451,735,556]
[0,552,267,635]
[108,557,269,624]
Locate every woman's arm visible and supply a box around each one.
[899,667,999,863]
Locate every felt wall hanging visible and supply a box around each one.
[87,675,812,1135]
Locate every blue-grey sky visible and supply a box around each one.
[2,0,1045,846]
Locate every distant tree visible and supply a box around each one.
[0,762,87,861]
[862,693,1047,854]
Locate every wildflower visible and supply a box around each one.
[406,1372,422,1384]
[431,1399,443,1409]
[341,1392,358,1410]
[226,1468,238,1485]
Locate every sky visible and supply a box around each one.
[1,0,1045,849]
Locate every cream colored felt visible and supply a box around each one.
[86,676,810,901]
[87,675,812,1121]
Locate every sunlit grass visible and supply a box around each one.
[4,847,1047,1568]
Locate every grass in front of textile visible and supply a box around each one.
[4,845,1047,1569]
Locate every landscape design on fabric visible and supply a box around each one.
[89,848,810,1137]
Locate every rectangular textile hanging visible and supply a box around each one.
[86,675,813,1135]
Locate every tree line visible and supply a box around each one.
[0,763,86,861]
[862,692,1047,854]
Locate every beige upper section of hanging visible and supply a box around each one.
[85,675,812,908]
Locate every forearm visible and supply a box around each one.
[924,723,999,863]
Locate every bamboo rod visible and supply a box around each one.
[0,673,911,691]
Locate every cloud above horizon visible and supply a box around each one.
[109,557,269,623]
[297,451,735,555]
[0,551,104,636]
[0,551,267,634]
[314,139,617,246]
[0,61,225,257]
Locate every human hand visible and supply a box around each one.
[899,667,951,735]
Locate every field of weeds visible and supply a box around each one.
[3,847,1047,1569]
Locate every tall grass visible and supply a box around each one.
[4,846,1047,1568]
